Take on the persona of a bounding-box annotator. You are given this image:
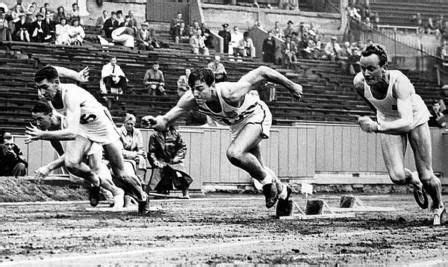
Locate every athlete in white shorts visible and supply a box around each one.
[142,66,303,213]
[30,101,125,208]
[353,44,445,225]
[25,66,148,214]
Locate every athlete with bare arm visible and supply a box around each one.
[25,66,148,214]
[143,66,303,213]
[354,44,445,225]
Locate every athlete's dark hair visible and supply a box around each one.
[32,101,52,115]
[34,65,59,83]
[361,44,388,67]
[188,68,215,89]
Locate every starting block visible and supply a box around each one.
[277,183,396,220]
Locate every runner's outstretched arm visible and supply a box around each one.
[54,66,89,83]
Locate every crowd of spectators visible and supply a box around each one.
[0,2,85,45]
[170,12,213,55]
[218,23,256,58]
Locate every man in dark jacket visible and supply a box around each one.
[147,126,192,198]
[103,11,118,38]
[0,132,27,177]
[30,12,51,42]
[262,30,276,63]
[218,23,231,54]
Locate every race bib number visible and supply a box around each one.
[80,113,97,124]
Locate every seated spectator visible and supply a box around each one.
[218,23,231,54]
[30,12,51,42]
[229,25,243,55]
[137,21,154,50]
[282,35,297,68]
[103,11,118,38]
[13,13,30,42]
[148,126,193,198]
[177,68,191,97]
[262,30,276,63]
[170,12,184,41]
[43,12,55,42]
[54,6,66,24]
[235,31,255,58]
[190,20,201,35]
[101,56,128,95]
[111,26,135,48]
[279,0,298,10]
[283,20,294,38]
[95,10,108,33]
[144,62,166,96]
[430,99,446,128]
[174,21,190,44]
[115,10,124,26]
[0,132,27,177]
[10,4,25,25]
[207,56,227,83]
[69,3,81,24]
[127,11,137,28]
[190,29,209,55]
[55,17,71,45]
[69,18,85,45]
[118,113,147,182]
[324,36,341,61]
[425,17,439,35]
[26,2,37,23]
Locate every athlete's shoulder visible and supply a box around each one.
[353,72,365,88]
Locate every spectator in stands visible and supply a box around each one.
[38,6,47,17]
[271,21,282,39]
[103,11,118,38]
[116,10,124,26]
[69,3,81,24]
[54,6,66,24]
[102,56,128,95]
[229,25,243,55]
[111,26,135,48]
[324,36,341,61]
[0,132,27,177]
[190,29,209,55]
[43,12,55,42]
[174,21,190,44]
[347,3,361,21]
[147,125,192,198]
[190,20,201,35]
[218,23,231,54]
[170,12,184,41]
[364,17,372,28]
[26,2,37,23]
[118,113,147,182]
[95,10,107,33]
[371,12,380,29]
[283,20,294,38]
[441,40,448,61]
[262,30,276,63]
[201,22,214,49]
[436,15,444,34]
[69,18,85,46]
[425,17,439,35]
[429,99,446,128]
[0,6,11,41]
[144,62,166,96]
[177,68,191,97]
[127,11,137,28]
[13,13,29,42]
[30,12,50,42]
[55,17,70,45]
[10,4,25,25]
[136,21,155,50]
[207,55,227,83]
[235,31,255,58]
[282,35,297,68]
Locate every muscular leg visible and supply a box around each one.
[226,124,266,181]
[380,134,420,186]
[64,137,99,186]
[408,123,443,209]
[88,151,122,197]
[103,141,146,202]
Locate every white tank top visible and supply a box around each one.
[53,83,106,125]
[361,70,430,124]
[197,86,262,126]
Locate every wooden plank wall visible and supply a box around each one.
[11,124,447,189]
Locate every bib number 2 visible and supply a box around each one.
[80,113,97,124]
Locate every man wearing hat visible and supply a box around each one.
[136,21,154,50]
[30,12,50,42]
[324,36,342,61]
[283,20,294,38]
[218,23,231,54]
[0,132,27,177]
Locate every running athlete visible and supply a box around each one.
[353,44,445,225]
[30,101,125,208]
[142,66,303,212]
[25,66,148,214]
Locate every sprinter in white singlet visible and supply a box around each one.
[142,67,303,214]
[353,44,445,225]
[25,66,148,214]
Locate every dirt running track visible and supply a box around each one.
[0,194,447,266]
